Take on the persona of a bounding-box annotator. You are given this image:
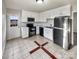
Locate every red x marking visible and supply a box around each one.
[29,41,57,59]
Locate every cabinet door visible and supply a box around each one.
[36,26,39,34]
[21,11,28,22]
[44,28,47,37]
[33,13,39,22]
[56,5,71,16]
[36,13,47,22]
[62,8,70,16]
[44,28,49,38]
[47,29,53,41]
[21,27,29,38]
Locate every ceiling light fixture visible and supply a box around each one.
[36,0,44,4]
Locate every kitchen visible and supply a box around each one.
[2,0,77,59]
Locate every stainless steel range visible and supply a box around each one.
[27,23,36,37]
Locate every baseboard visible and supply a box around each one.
[7,36,21,41]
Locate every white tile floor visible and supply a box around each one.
[3,35,77,59]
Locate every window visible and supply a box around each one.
[9,16,18,27]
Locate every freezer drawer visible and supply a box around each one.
[53,29,63,47]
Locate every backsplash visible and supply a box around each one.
[34,22,53,27]
[21,19,54,27]
[34,19,54,27]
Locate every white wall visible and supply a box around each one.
[6,9,21,40]
[2,0,6,55]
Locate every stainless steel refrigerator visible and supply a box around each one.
[53,16,72,50]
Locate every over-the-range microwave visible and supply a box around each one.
[27,17,35,22]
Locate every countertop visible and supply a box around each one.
[37,26,54,29]
[36,26,63,30]
[21,26,54,29]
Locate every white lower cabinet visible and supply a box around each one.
[21,27,29,38]
[44,28,53,41]
[36,26,39,34]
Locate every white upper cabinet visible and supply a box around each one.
[21,5,71,22]
[56,5,71,16]
[35,12,47,22]
[38,13,47,22]
[21,10,39,22]
[40,5,71,19]
[21,10,28,22]
[34,14,40,22]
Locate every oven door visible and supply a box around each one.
[29,27,36,37]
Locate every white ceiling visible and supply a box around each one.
[5,0,77,12]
